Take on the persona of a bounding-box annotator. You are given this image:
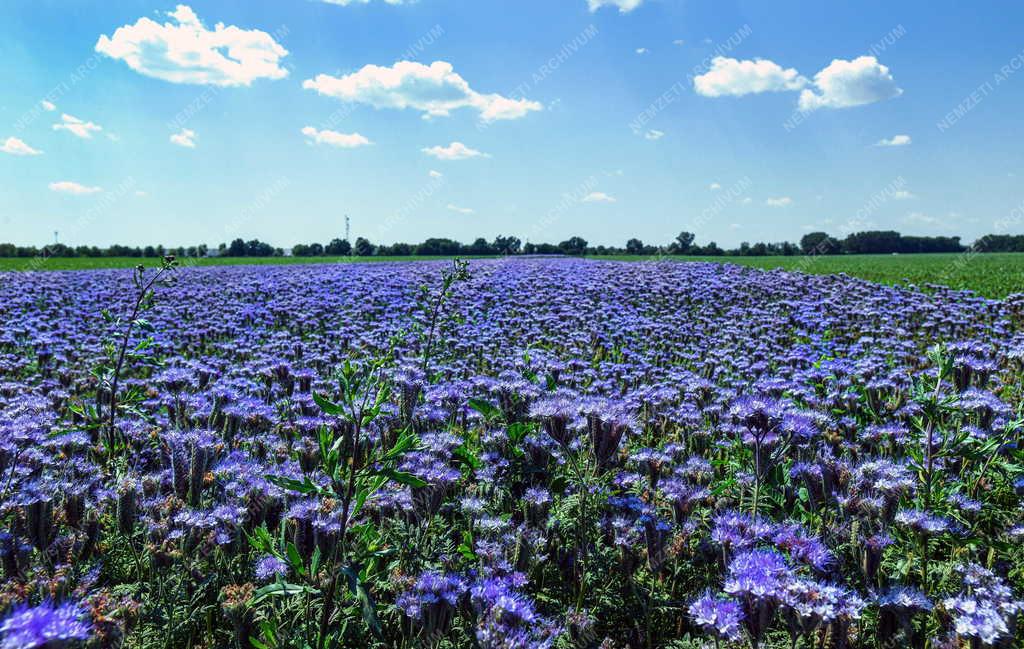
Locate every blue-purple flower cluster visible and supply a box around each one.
[0,258,1021,647]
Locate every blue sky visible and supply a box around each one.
[1,0,1022,249]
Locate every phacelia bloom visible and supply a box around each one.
[689,593,744,641]
[724,549,794,645]
[894,509,955,535]
[397,571,468,634]
[0,600,92,649]
[253,555,288,582]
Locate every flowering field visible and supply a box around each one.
[1,257,1023,649]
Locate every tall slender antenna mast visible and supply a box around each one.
[54,231,59,245]
[345,214,350,244]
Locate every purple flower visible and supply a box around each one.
[254,555,288,582]
[0,600,91,649]
[689,593,744,641]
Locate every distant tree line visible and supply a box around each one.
[0,229,1019,259]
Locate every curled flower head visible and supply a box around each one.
[0,600,92,649]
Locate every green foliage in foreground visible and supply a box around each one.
[2,252,1022,299]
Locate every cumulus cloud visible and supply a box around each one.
[53,114,102,139]
[170,128,197,148]
[303,60,542,122]
[301,126,371,148]
[95,5,289,87]
[694,57,807,97]
[875,134,911,147]
[40,100,56,111]
[798,56,902,111]
[644,129,664,140]
[636,48,649,55]
[421,142,488,160]
[588,0,644,13]
[49,181,102,195]
[1,137,42,156]
[447,203,474,215]
[893,190,915,200]
[428,170,443,178]
[765,197,793,207]
[708,182,722,191]
[582,192,617,203]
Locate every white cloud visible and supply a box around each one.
[135,190,148,197]
[170,128,197,148]
[428,170,443,178]
[95,5,289,87]
[304,60,542,122]
[694,57,807,97]
[588,0,644,12]
[644,129,664,140]
[765,197,793,207]
[40,100,56,111]
[53,113,102,139]
[903,211,940,226]
[798,56,902,111]
[875,134,911,147]
[893,190,915,200]
[636,48,649,55]
[421,142,488,160]
[708,182,722,191]
[673,39,685,46]
[301,126,371,148]
[741,197,753,204]
[49,181,102,195]
[582,192,616,203]
[1,137,42,156]
[447,203,474,215]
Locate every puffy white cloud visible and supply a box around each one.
[582,192,616,203]
[1,137,42,156]
[428,170,443,178]
[447,203,474,214]
[765,196,793,207]
[636,48,649,55]
[421,142,488,160]
[644,129,664,140]
[708,182,722,191]
[53,114,102,139]
[301,126,371,148]
[893,190,915,200]
[170,128,197,148]
[875,134,911,147]
[303,60,541,122]
[95,5,289,87]
[694,57,807,97]
[588,0,644,13]
[49,181,102,195]
[798,56,902,111]
[40,100,56,111]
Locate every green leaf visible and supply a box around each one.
[313,392,345,416]
[452,444,482,471]
[341,566,382,639]
[266,474,320,495]
[372,468,427,488]
[251,582,318,605]
[467,398,502,422]
[506,422,531,444]
[310,547,322,578]
[379,430,417,462]
[285,543,306,577]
